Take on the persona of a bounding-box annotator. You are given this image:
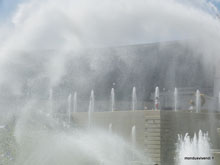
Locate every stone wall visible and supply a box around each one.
[72,110,161,164]
[72,110,220,165]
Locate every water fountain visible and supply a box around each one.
[73,92,77,113]
[131,125,136,148]
[132,87,137,111]
[176,130,213,165]
[131,125,136,161]
[1,0,220,164]
[88,90,95,127]
[109,123,112,133]
[111,88,115,112]
[196,90,201,113]
[49,88,53,116]
[174,87,178,112]
[89,90,95,113]
[67,94,72,124]
[155,87,160,110]
[218,92,220,112]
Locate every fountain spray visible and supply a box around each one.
[218,91,220,112]
[174,87,178,112]
[67,94,72,124]
[132,87,137,111]
[49,88,53,116]
[73,92,77,113]
[111,88,115,112]
[109,123,112,133]
[131,125,136,161]
[196,90,201,113]
[88,90,95,127]
[176,130,213,165]
[155,87,160,110]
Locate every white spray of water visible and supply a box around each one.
[73,92,77,113]
[89,90,95,113]
[131,125,136,148]
[155,86,160,110]
[218,91,220,112]
[88,90,95,127]
[67,94,72,124]
[132,87,137,111]
[131,125,136,161]
[108,123,112,133]
[49,88,53,115]
[13,106,151,165]
[0,1,219,165]
[176,130,213,165]
[174,87,178,111]
[196,90,201,113]
[111,88,115,112]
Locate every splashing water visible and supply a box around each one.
[89,90,95,113]
[196,90,201,113]
[218,91,220,112]
[155,87,160,110]
[108,123,112,133]
[174,87,178,112]
[176,130,213,165]
[131,125,136,149]
[131,125,136,161]
[49,88,53,115]
[111,88,115,112]
[132,87,137,111]
[67,94,72,124]
[88,90,95,127]
[0,0,220,165]
[73,92,77,113]
[0,103,152,165]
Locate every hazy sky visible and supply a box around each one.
[0,0,220,22]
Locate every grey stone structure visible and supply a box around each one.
[72,110,220,165]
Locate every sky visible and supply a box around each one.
[0,0,19,20]
[213,0,220,8]
[0,0,220,22]
[0,0,220,46]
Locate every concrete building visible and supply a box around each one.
[60,40,217,111]
[8,40,218,112]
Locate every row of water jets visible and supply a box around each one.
[155,87,202,112]
[49,86,220,125]
[49,87,137,114]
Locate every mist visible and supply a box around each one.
[0,0,220,110]
[1,1,220,165]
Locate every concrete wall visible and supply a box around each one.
[72,110,161,164]
[160,111,220,165]
[72,110,220,165]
